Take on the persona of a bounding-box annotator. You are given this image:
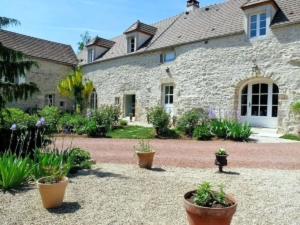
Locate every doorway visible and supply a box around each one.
[125,95,136,117]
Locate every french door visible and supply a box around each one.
[240,81,278,128]
[163,85,174,118]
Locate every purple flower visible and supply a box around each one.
[208,109,216,118]
[40,117,45,125]
[86,111,92,118]
[36,120,42,127]
[10,124,17,131]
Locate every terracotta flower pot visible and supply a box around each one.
[37,177,68,208]
[136,151,156,169]
[183,190,237,225]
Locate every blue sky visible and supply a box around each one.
[3,0,223,53]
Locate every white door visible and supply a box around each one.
[240,81,278,128]
[163,85,174,118]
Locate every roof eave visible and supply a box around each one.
[271,20,300,28]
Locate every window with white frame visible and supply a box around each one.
[127,37,135,53]
[2,75,25,84]
[45,94,55,107]
[115,97,120,105]
[90,89,98,109]
[88,49,94,63]
[160,52,175,63]
[250,12,266,38]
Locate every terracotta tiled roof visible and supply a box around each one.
[0,30,78,65]
[124,20,158,36]
[78,0,300,64]
[86,36,115,48]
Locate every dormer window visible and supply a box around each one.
[129,37,135,53]
[88,49,94,63]
[250,13,267,38]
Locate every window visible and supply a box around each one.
[127,37,135,53]
[115,97,120,105]
[45,94,55,107]
[90,89,98,109]
[250,12,266,38]
[160,52,175,63]
[2,75,25,84]
[164,85,174,104]
[59,101,65,107]
[88,49,94,63]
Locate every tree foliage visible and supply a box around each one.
[57,66,94,112]
[77,31,91,52]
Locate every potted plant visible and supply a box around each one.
[37,164,69,208]
[133,139,156,169]
[215,148,228,172]
[183,182,237,225]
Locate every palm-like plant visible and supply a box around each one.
[0,17,39,124]
[57,66,94,112]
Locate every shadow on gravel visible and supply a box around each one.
[216,171,240,176]
[68,168,129,179]
[150,167,166,172]
[3,184,35,195]
[47,202,81,214]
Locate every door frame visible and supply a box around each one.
[162,84,174,118]
[238,78,278,128]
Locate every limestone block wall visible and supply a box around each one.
[7,58,75,112]
[83,23,300,134]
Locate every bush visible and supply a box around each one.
[193,123,214,140]
[0,152,36,190]
[148,104,170,136]
[38,106,61,132]
[70,148,91,165]
[1,108,38,130]
[226,121,252,142]
[85,120,97,137]
[119,120,128,126]
[291,101,300,115]
[176,108,209,136]
[210,118,229,138]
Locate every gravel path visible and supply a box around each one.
[1,164,300,225]
[53,137,300,170]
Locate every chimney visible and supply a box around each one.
[187,0,200,11]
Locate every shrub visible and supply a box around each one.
[193,123,214,140]
[0,152,36,190]
[290,101,300,115]
[226,121,252,142]
[1,108,38,129]
[177,108,209,136]
[119,120,128,126]
[70,148,91,165]
[85,120,97,137]
[80,161,92,169]
[38,106,61,132]
[147,104,170,136]
[210,118,229,138]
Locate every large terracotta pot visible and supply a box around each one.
[183,190,237,225]
[37,177,68,208]
[136,151,156,169]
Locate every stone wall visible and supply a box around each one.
[7,58,75,112]
[83,23,300,134]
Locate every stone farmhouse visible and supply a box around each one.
[0,30,78,111]
[78,0,300,134]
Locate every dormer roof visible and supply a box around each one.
[123,20,157,36]
[241,0,279,10]
[86,36,115,49]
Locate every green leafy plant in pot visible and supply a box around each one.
[215,148,228,172]
[183,182,237,225]
[133,139,156,169]
[37,164,69,208]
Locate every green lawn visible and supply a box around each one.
[106,126,155,139]
[280,134,300,141]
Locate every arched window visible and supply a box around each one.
[90,89,98,109]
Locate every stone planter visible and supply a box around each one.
[215,154,228,172]
[183,190,237,225]
[136,151,156,169]
[37,177,68,208]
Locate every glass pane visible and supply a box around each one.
[250,30,256,38]
[252,106,259,116]
[261,83,268,93]
[170,86,174,94]
[260,95,268,105]
[272,94,278,105]
[260,106,268,116]
[251,15,257,23]
[273,84,279,93]
[272,106,278,117]
[252,84,259,93]
[260,20,266,28]
[260,13,266,20]
[260,28,266,36]
[165,95,168,104]
[251,22,257,30]
[170,95,173,104]
[242,95,247,104]
[241,106,247,116]
[165,86,169,94]
[252,95,259,104]
[242,85,248,94]
[164,52,175,62]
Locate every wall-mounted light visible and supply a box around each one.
[165,67,170,73]
[252,60,259,76]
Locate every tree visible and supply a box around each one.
[77,31,91,52]
[57,66,94,112]
[0,17,39,124]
